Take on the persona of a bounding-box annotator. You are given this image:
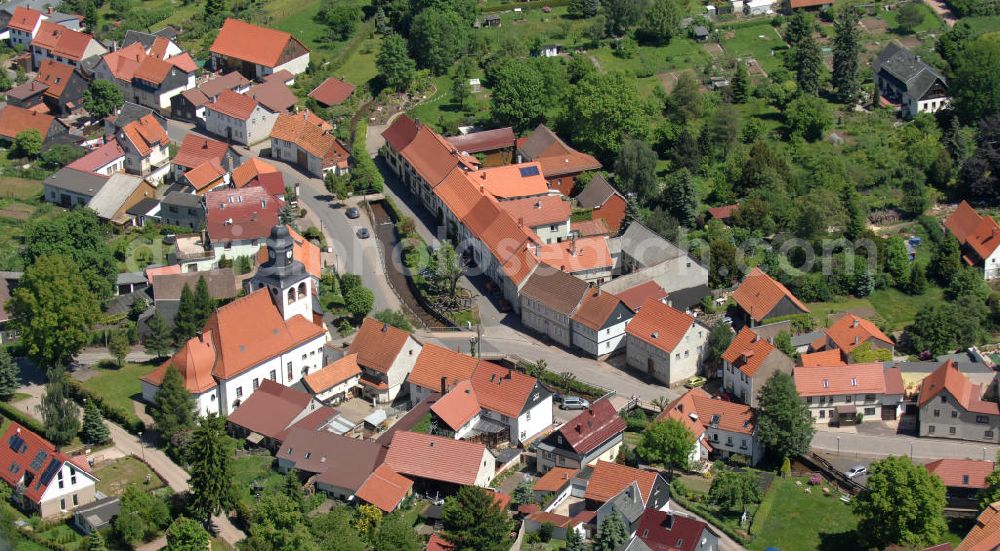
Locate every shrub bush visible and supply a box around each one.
[66,379,145,434]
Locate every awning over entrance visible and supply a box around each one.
[835,405,856,416]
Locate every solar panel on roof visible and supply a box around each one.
[29,451,47,471]
[8,434,24,453]
[39,458,60,487]
[519,166,540,177]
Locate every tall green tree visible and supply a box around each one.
[173,284,200,345]
[488,57,548,132]
[345,286,375,318]
[604,0,645,36]
[144,311,173,359]
[116,485,172,545]
[442,486,514,551]
[756,371,815,461]
[638,0,681,44]
[592,512,628,551]
[0,347,21,401]
[193,276,216,323]
[187,415,238,521]
[731,60,750,103]
[841,185,866,240]
[83,80,124,119]
[663,168,698,227]
[108,330,130,368]
[310,507,367,551]
[785,94,831,141]
[203,0,227,26]
[81,399,109,444]
[785,11,815,49]
[83,532,108,551]
[705,322,734,374]
[409,7,468,75]
[709,238,739,288]
[568,0,600,17]
[789,30,823,95]
[883,236,910,286]
[165,516,211,551]
[980,451,1000,508]
[13,129,42,159]
[708,469,763,512]
[854,456,948,549]
[40,370,79,445]
[907,261,928,295]
[953,33,1000,124]
[614,138,659,202]
[245,493,320,551]
[832,6,862,103]
[24,209,116,299]
[376,33,416,91]
[565,526,585,551]
[774,330,795,358]
[9,255,99,372]
[563,71,654,162]
[372,512,423,551]
[930,235,962,286]
[895,2,925,33]
[150,365,196,441]
[636,419,695,473]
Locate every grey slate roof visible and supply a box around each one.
[110,102,167,131]
[604,481,646,524]
[122,29,159,50]
[519,264,590,316]
[87,173,144,220]
[621,222,687,267]
[873,42,947,100]
[126,197,160,216]
[44,167,108,197]
[161,190,203,208]
[575,173,622,209]
[151,269,237,301]
[519,124,563,160]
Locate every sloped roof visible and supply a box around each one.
[231,158,278,188]
[183,159,227,191]
[166,52,198,73]
[407,343,479,393]
[384,431,490,486]
[308,76,356,106]
[620,223,688,267]
[36,60,75,100]
[659,387,755,436]
[381,114,419,152]
[32,21,97,61]
[8,6,44,32]
[538,236,612,274]
[434,168,488,224]
[87,173,146,220]
[399,125,469,188]
[635,509,712,551]
[626,298,697,354]
[534,467,579,493]
[355,464,413,513]
[617,281,668,312]
[731,267,809,322]
[707,204,739,220]
[800,349,845,367]
[210,18,307,68]
[793,363,895,397]
[270,112,350,169]
[226,379,319,440]
[721,327,780,378]
[571,288,631,331]
[518,124,601,177]
[575,174,623,209]
[926,459,994,489]
[444,127,515,154]
[918,360,1000,415]
[248,80,297,113]
[431,380,481,431]
[347,317,417,375]
[303,353,361,393]
[472,162,550,199]
[133,55,174,85]
[199,71,251,99]
[958,501,1000,551]
[279,429,386,492]
[584,461,659,504]
[205,186,280,242]
[0,104,56,140]
[150,269,237,301]
[498,195,571,228]
[0,423,96,505]
[205,89,258,120]
[120,114,168,157]
[471,361,546,418]
[43,167,108,197]
[519,264,589,316]
[172,134,231,170]
[873,41,948,100]
[554,398,627,455]
[100,42,145,81]
[821,314,893,353]
[945,201,1000,263]
[67,139,126,173]
[142,331,219,393]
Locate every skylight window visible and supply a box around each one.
[519,166,540,177]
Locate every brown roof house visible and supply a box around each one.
[925,459,995,505]
[721,327,794,408]
[276,428,388,501]
[731,267,810,326]
[519,265,590,349]
[570,287,635,358]
[0,104,68,146]
[210,18,310,79]
[945,201,1000,281]
[171,71,251,122]
[302,353,362,405]
[536,398,627,472]
[808,313,894,362]
[226,379,333,449]
[308,76,355,107]
[625,298,708,386]
[354,464,413,513]
[204,89,279,146]
[383,430,496,491]
[575,174,627,235]
[405,343,480,405]
[29,21,106,70]
[660,387,762,466]
[794,363,905,426]
[517,123,601,196]
[919,360,1000,443]
[33,59,88,115]
[347,317,423,404]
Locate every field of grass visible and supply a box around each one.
[719,21,788,74]
[232,454,286,506]
[747,477,858,551]
[337,35,382,88]
[0,176,59,271]
[879,3,946,34]
[79,361,157,424]
[807,284,942,331]
[94,456,165,496]
[962,15,1000,35]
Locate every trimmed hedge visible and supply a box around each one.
[670,484,752,545]
[481,0,570,11]
[66,379,146,434]
[0,401,46,436]
[749,479,778,536]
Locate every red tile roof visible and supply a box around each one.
[793,363,899,397]
[210,18,308,68]
[659,387,755,436]
[36,60,75,100]
[205,186,280,242]
[526,511,576,529]
[626,298,696,353]
[800,349,845,367]
[303,353,361,393]
[445,127,515,154]
[173,134,231,170]
[721,327,777,377]
[498,195,571,228]
[538,236,612,274]
[519,124,601,177]
[226,379,317,440]
[407,343,479,393]
[205,89,258,120]
[820,314,893,354]
[384,431,489,486]
[100,42,145,81]
[120,114,168,157]
[583,461,659,504]
[473,162,550,199]
[918,360,1000,415]
[8,6,43,32]
[270,112,350,169]
[426,534,455,551]
[707,204,739,220]
[32,21,96,61]
[431,380,481,430]
[183,159,227,192]
[945,201,1000,264]
[400,125,471,187]
[617,281,669,312]
[287,225,322,279]
[471,360,543,418]
[571,289,630,331]
[958,501,1000,551]
[231,158,279,188]
[533,467,579,493]
[790,0,833,8]
[0,105,56,140]
[0,423,95,505]
[347,317,418,375]
[166,52,198,73]
[142,331,218,392]
[571,218,610,237]
[355,464,413,512]
[926,459,994,489]
[382,114,419,152]
[635,509,711,551]
[731,267,809,322]
[555,398,627,455]
[133,55,174,85]
[308,77,356,106]
[67,139,125,174]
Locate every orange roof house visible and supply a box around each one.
[517,123,601,196]
[958,501,1000,551]
[30,22,106,67]
[406,343,480,397]
[720,327,794,408]
[232,158,279,187]
[210,18,310,75]
[270,112,351,177]
[0,104,64,142]
[625,298,706,386]
[383,431,495,487]
[925,459,994,490]
[731,267,810,324]
[799,348,846,367]
[430,380,481,433]
[118,113,169,158]
[347,317,422,403]
[172,134,235,176]
[918,361,1000,436]
[473,163,551,200]
[809,313,894,359]
[583,461,669,510]
[8,7,45,36]
[302,353,361,399]
[660,387,761,464]
[309,76,356,106]
[536,236,613,282]
[945,201,1000,279]
[355,464,413,513]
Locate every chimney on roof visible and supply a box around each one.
[852,318,859,328]
[574,424,581,433]
[518,217,524,228]
[381,323,389,333]
[441,376,448,395]
[534,201,541,208]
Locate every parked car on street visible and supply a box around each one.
[346,207,360,219]
[356,228,370,239]
[845,465,867,479]
[560,397,590,410]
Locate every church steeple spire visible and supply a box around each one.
[251,225,312,321]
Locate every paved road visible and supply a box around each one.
[813,430,998,461]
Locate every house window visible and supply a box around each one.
[819,410,825,418]
[57,470,64,489]
[806,397,812,404]
[726,436,732,446]
[60,499,66,511]
[987,431,995,439]
[977,416,990,424]
[740,439,747,449]
[950,427,956,435]
[253,378,259,390]
[941,396,947,403]
[72,494,78,506]
[846,395,852,403]
[934,410,940,417]
[864,407,876,415]
[952,411,958,418]
[287,362,293,381]
[865,394,876,402]
[270,370,277,380]
[928,425,935,434]
[964,475,970,485]
[526,410,531,421]
[236,386,243,398]
[69,467,76,485]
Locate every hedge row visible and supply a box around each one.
[352,121,384,194]
[66,379,146,435]
[670,485,751,545]
[748,479,778,536]
[17,528,67,551]
[481,0,570,12]
[0,401,46,436]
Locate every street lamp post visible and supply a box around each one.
[137,431,145,463]
[837,436,840,456]
[910,441,914,459]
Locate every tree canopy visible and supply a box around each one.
[562,72,654,162]
[854,455,948,549]
[636,419,695,473]
[442,486,514,551]
[756,371,815,460]
[24,209,116,299]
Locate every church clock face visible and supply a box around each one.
[286,250,293,260]
[268,250,275,261]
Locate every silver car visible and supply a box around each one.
[560,397,591,410]
[845,465,867,479]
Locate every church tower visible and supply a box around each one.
[251,225,312,321]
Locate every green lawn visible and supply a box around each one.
[79,361,156,424]
[719,21,788,74]
[748,477,859,551]
[962,15,1000,35]
[232,455,286,506]
[879,3,946,34]
[337,35,383,88]
[807,285,942,331]
[94,456,165,497]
